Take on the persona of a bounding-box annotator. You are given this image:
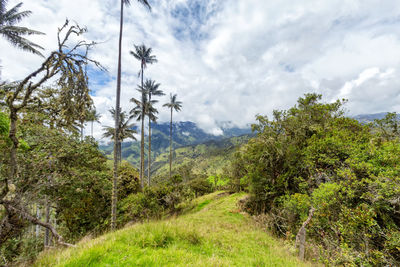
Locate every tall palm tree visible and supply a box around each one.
[130,44,157,183]
[0,0,44,56]
[112,0,150,230]
[87,108,101,137]
[104,107,137,162]
[139,79,164,185]
[163,93,182,180]
[130,90,158,187]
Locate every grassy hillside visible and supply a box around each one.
[151,134,251,179]
[34,192,312,267]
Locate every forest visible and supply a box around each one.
[1,0,400,266]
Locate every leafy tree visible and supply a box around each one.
[139,79,164,185]
[233,93,400,265]
[103,107,137,162]
[373,112,400,141]
[130,44,157,183]
[163,93,182,180]
[0,20,102,247]
[0,0,44,56]
[112,0,151,231]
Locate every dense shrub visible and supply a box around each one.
[188,177,213,197]
[233,94,400,265]
[118,177,193,225]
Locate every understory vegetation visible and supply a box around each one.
[230,93,400,265]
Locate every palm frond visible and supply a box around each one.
[0,1,44,56]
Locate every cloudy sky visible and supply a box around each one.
[2,0,400,140]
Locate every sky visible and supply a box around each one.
[2,0,400,141]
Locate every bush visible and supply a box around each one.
[118,181,193,226]
[187,177,212,197]
[232,94,400,265]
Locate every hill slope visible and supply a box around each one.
[99,121,251,167]
[151,134,251,179]
[35,192,311,267]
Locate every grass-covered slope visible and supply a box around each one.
[35,192,310,267]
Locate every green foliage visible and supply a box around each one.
[0,111,9,136]
[188,177,212,197]
[207,174,229,190]
[233,94,400,265]
[118,162,140,199]
[1,235,43,265]
[118,181,192,225]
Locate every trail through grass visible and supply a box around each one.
[35,192,313,266]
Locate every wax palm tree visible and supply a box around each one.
[0,0,44,56]
[130,91,158,187]
[139,79,164,185]
[163,93,182,180]
[112,0,150,230]
[87,108,101,137]
[130,44,157,182]
[103,107,137,162]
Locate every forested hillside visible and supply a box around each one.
[99,121,251,167]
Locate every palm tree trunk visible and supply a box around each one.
[140,65,145,188]
[169,108,172,180]
[148,115,151,185]
[140,112,145,188]
[118,141,122,163]
[112,0,124,231]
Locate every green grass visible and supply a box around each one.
[35,192,314,267]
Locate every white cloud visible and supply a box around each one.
[2,0,400,140]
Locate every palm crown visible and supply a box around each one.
[123,0,151,10]
[130,44,157,76]
[0,0,44,56]
[163,93,182,112]
[130,92,158,122]
[103,107,137,141]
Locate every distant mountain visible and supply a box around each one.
[99,121,252,167]
[352,112,399,124]
[151,134,252,181]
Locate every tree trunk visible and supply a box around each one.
[44,200,50,246]
[1,200,74,247]
[119,141,122,163]
[112,0,124,231]
[148,94,152,186]
[91,121,93,137]
[140,65,145,188]
[35,205,40,238]
[140,109,145,188]
[148,118,151,186]
[295,207,315,260]
[169,108,173,180]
